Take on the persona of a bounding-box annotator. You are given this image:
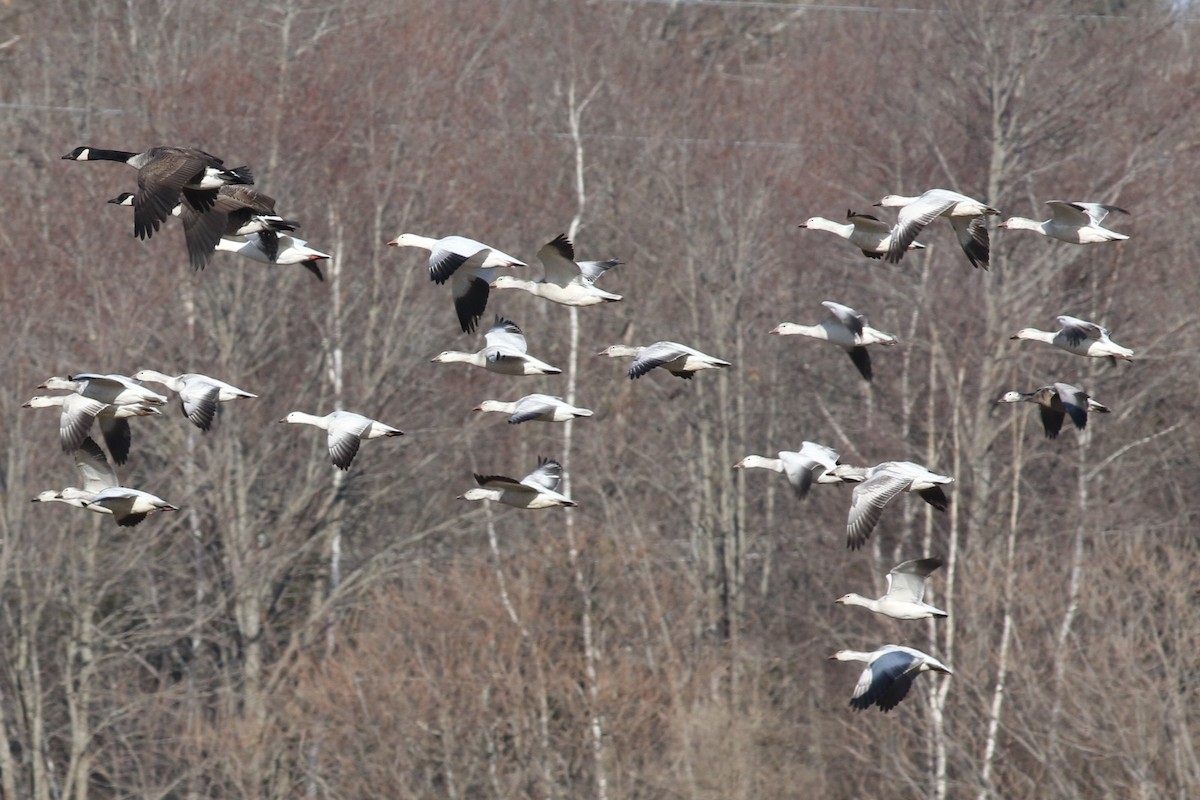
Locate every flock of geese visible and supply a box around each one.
[35,145,1132,713]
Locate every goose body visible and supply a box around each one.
[999,201,1129,244]
[85,487,179,528]
[733,441,841,501]
[214,234,328,280]
[829,461,954,550]
[876,189,998,269]
[458,457,575,509]
[388,233,526,333]
[798,210,926,259]
[829,645,952,712]
[474,394,593,424]
[995,382,1110,439]
[133,370,258,431]
[280,410,403,471]
[771,300,897,381]
[23,393,160,465]
[596,341,731,380]
[432,317,561,376]
[492,234,622,306]
[39,373,168,408]
[1010,315,1134,361]
[836,557,948,620]
[63,145,253,241]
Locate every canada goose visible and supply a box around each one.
[108,187,299,269]
[491,234,622,306]
[798,210,927,259]
[132,370,258,431]
[431,317,561,376]
[770,301,897,382]
[875,189,999,268]
[733,441,841,501]
[474,394,594,424]
[596,342,731,380]
[998,201,1129,244]
[279,410,403,471]
[387,233,526,333]
[1010,315,1134,361]
[995,382,1110,439]
[39,374,168,408]
[23,393,160,465]
[828,645,952,712]
[829,461,955,550]
[213,234,328,281]
[457,457,575,509]
[63,145,253,241]
[835,557,948,620]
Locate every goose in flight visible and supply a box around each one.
[432,317,561,376]
[770,301,897,382]
[876,189,999,269]
[1010,315,1133,361]
[999,201,1129,244]
[798,210,926,259]
[733,441,841,501]
[279,410,403,470]
[835,557,947,620]
[33,438,177,527]
[596,341,730,380]
[133,370,258,431]
[492,233,622,306]
[474,394,593,424]
[458,457,575,508]
[63,145,252,241]
[829,461,954,550]
[23,393,160,465]
[214,233,328,281]
[388,233,525,333]
[829,645,952,712]
[995,382,1110,439]
[39,373,168,408]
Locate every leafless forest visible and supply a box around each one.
[1,0,1198,798]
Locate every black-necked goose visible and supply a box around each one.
[995,382,1110,439]
[458,457,575,509]
[829,461,954,550]
[875,188,999,269]
[133,370,258,431]
[596,341,731,380]
[798,210,927,259]
[387,233,526,333]
[23,393,160,465]
[492,234,622,306]
[63,145,253,241]
[835,557,948,620]
[1010,315,1134,361]
[432,317,561,376]
[828,645,952,712]
[770,301,897,382]
[999,201,1129,244]
[279,410,403,471]
[733,441,841,501]
[474,394,593,424]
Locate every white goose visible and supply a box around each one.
[829,645,952,712]
[474,394,593,424]
[999,201,1129,244]
[1010,315,1134,361]
[214,234,329,281]
[492,234,622,306]
[733,441,841,501]
[995,382,1110,439]
[596,341,731,380]
[829,461,955,550]
[23,393,160,465]
[458,457,575,509]
[770,301,897,382]
[798,210,926,259]
[387,233,525,333]
[39,373,168,408]
[279,410,404,470]
[876,188,999,269]
[33,438,177,527]
[133,369,257,431]
[432,317,561,376]
[835,557,948,620]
